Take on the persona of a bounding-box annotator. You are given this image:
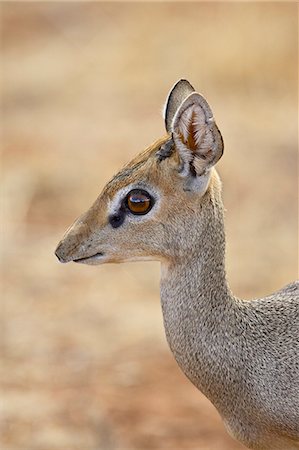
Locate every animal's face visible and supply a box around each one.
[55,80,223,265]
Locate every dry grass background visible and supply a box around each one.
[1,3,298,450]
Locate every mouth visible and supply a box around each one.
[73,252,104,264]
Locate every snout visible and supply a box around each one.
[55,219,103,264]
[55,240,75,263]
[55,241,104,264]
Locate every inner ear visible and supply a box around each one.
[172,93,223,177]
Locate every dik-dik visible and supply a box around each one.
[55,80,299,450]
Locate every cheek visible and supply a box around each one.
[112,221,165,253]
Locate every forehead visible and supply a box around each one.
[103,135,171,198]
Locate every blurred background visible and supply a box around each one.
[2,3,298,449]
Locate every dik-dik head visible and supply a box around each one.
[55,80,224,265]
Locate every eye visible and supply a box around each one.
[126,189,153,215]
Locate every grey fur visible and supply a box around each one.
[160,187,299,450]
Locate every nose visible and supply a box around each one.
[55,241,72,263]
[55,218,89,263]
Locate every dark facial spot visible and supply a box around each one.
[109,210,125,228]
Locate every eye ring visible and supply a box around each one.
[125,189,153,215]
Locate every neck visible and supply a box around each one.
[160,177,239,416]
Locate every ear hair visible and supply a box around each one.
[172,92,223,177]
[164,79,195,133]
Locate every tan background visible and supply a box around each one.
[2,3,298,449]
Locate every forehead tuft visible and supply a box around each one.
[104,135,170,197]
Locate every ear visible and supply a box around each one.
[171,92,223,177]
[164,79,195,133]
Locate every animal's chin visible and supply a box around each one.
[73,252,105,265]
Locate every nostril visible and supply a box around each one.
[55,244,67,263]
[55,249,62,262]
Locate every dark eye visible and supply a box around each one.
[126,189,153,215]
